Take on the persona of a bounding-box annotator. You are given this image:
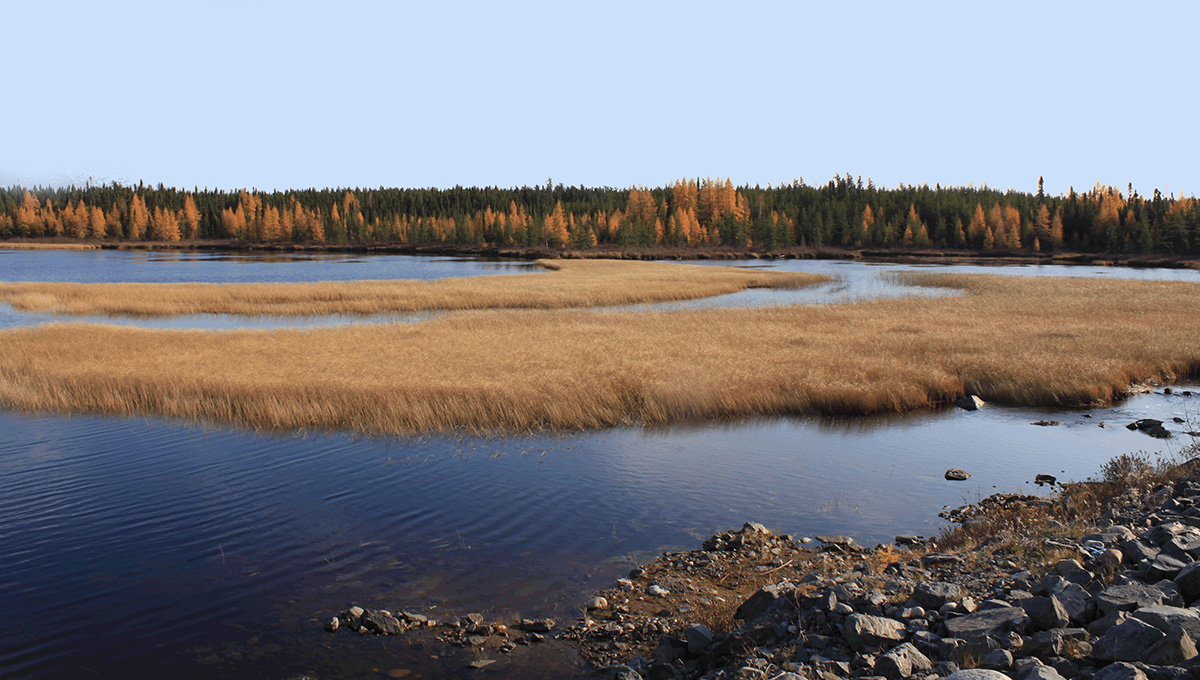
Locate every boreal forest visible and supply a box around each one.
[2,176,1199,254]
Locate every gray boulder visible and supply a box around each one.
[360,609,404,635]
[944,606,1030,639]
[1093,662,1148,680]
[955,395,985,411]
[1097,583,1166,615]
[1142,554,1190,582]
[1174,561,1200,601]
[943,670,1011,680]
[1093,618,1167,661]
[945,468,972,481]
[981,648,1013,670]
[1024,665,1068,680]
[876,642,933,679]
[1143,627,1198,665]
[1131,605,1200,640]
[843,613,907,652]
[1021,595,1070,631]
[735,582,793,623]
[912,582,965,610]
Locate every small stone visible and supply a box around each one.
[648,585,669,597]
[467,659,496,669]
[911,582,964,610]
[1099,549,1124,572]
[844,613,907,652]
[348,606,365,618]
[945,468,971,481]
[685,623,713,655]
[587,597,609,611]
[324,616,339,632]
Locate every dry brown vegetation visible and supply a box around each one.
[1,272,1199,434]
[0,242,99,250]
[0,259,824,317]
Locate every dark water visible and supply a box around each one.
[1,251,1199,679]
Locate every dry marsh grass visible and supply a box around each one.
[1,273,1199,434]
[0,259,824,317]
[0,242,99,250]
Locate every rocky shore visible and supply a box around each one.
[559,452,1200,680]
[320,436,1200,680]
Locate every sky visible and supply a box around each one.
[2,1,1197,197]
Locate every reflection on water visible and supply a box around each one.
[0,248,540,284]
[1,389,1197,679]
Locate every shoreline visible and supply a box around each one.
[329,441,1200,680]
[3,238,1199,271]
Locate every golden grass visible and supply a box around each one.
[0,242,100,250]
[1,273,1199,434]
[0,259,824,317]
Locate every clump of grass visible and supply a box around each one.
[0,259,825,317]
[0,273,1198,434]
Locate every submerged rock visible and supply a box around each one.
[945,468,971,481]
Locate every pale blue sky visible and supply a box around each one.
[2,1,1196,197]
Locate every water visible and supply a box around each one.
[1,250,1199,679]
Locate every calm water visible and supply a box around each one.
[1,250,1199,679]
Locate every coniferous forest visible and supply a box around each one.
[2,176,1199,255]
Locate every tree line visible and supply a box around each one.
[1,176,1198,254]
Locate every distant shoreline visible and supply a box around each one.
[3,238,1198,271]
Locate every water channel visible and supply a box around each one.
[1,249,1197,679]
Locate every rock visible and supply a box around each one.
[1093,618,1167,661]
[742,521,770,535]
[324,616,339,632]
[1091,611,1133,637]
[647,585,669,598]
[1025,665,1068,680]
[944,606,1030,639]
[1032,422,1061,428]
[1024,628,1088,657]
[1123,540,1163,564]
[1092,661,1148,680]
[735,583,791,622]
[955,395,985,411]
[1131,605,1200,640]
[348,606,365,618]
[876,642,933,678]
[843,613,907,652]
[912,582,965,610]
[981,648,1013,670]
[587,597,609,611]
[1174,561,1200,601]
[945,468,972,481]
[1143,627,1198,665]
[1100,549,1125,572]
[1055,560,1093,586]
[943,670,1012,680]
[685,624,713,656]
[1020,596,1071,631]
[1142,554,1190,582]
[1035,473,1058,485]
[1097,583,1165,615]
[817,535,858,548]
[518,618,555,633]
[361,609,404,635]
[467,659,496,669]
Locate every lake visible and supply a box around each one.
[1,249,1198,679]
